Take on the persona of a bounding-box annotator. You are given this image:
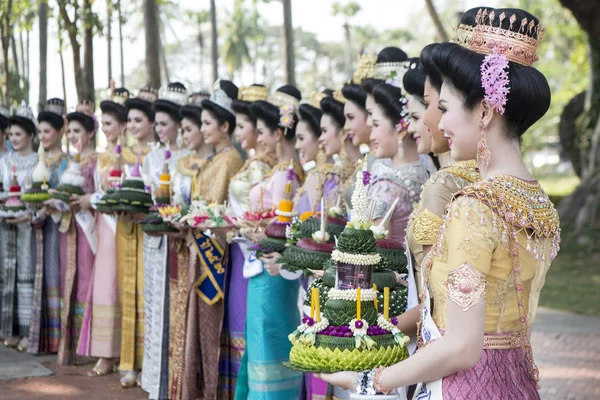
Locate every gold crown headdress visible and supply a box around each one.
[307,92,328,110]
[137,86,159,103]
[238,86,269,102]
[159,83,188,105]
[333,89,348,105]
[352,53,377,84]
[452,9,545,67]
[269,91,300,110]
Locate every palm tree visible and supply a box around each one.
[332,1,361,80]
[281,0,295,85]
[117,0,125,86]
[106,0,113,85]
[424,0,449,42]
[38,0,48,109]
[222,0,253,80]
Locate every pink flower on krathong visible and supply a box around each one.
[480,46,511,115]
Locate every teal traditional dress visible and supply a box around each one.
[235,162,305,400]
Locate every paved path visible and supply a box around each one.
[0,307,598,399]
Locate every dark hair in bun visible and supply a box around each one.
[341,83,367,110]
[298,104,323,138]
[432,7,550,138]
[201,80,238,134]
[320,96,345,129]
[362,47,410,94]
[67,111,96,133]
[373,84,406,127]
[402,58,426,98]
[420,43,443,92]
[250,100,297,140]
[276,85,302,101]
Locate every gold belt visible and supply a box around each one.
[432,329,526,350]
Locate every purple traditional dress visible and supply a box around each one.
[416,177,560,399]
[58,152,97,365]
[367,160,429,242]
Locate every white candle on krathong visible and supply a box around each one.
[320,197,326,233]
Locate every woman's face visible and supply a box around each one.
[127,109,153,141]
[38,121,62,151]
[68,120,94,151]
[423,78,450,154]
[8,125,33,152]
[235,113,257,151]
[154,111,179,145]
[365,93,375,128]
[182,117,204,152]
[438,82,480,162]
[407,95,431,155]
[344,100,370,146]
[200,109,227,146]
[369,103,398,159]
[318,114,344,157]
[295,119,319,165]
[101,113,124,144]
[256,119,279,156]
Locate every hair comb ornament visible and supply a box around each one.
[352,53,377,84]
[373,61,411,86]
[15,101,36,121]
[239,86,269,102]
[333,89,348,105]
[210,78,234,114]
[188,90,210,106]
[111,88,130,105]
[481,46,511,115]
[269,91,300,110]
[159,83,188,106]
[452,8,545,67]
[45,98,66,116]
[137,86,159,103]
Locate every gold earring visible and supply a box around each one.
[397,138,404,159]
[477,121,491,175]
[316,144,327,165]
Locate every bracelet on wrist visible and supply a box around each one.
[374,366,392,395]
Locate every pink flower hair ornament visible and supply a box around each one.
[279,103,295,130]
[480,46,511,115]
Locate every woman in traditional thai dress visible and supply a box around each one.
[181,80,243,400]
[1,105,38,351]
[235,86,306,400]
[56,111,98,365]
[27,98,68,355]
[218,84,276,399]
[139,82,190,399]
[118,87,157,387]
[320,8,559,399]
[367,81,429,243]
[78,88,129,376]
[167,93,214,400]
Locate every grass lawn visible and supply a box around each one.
[539,226,600,316]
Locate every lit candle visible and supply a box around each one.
[193,172,198,199]
[373,284,378,311]
[356,287,361,320]
[384,287,390,320]
[335,193,341,208]
[315,288,321,322]
[320,197,325,236]
[310,288,316,319]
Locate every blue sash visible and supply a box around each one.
[192,229,226,305]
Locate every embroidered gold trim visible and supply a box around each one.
[413,208,444,245]
[444,159,480,183]
[121,146,152,165]
[445,262,488,311]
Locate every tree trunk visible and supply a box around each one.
[118,0,125,86]
[342,22,352,81]
[83,0,95,103]
[197,31,204,86]
[210,0,218,83]
[11,33,19,84]
[19,28,25,90]
[107,0,112,86]
[281,0,295,85]
[159,28,170,83]
[58,24,67,106]
[143,0,161,88]
[557,0,600,232]
[424,0,449,42]
[25,28,29,103]
[0,0,12,102]
[59,3,86,103]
